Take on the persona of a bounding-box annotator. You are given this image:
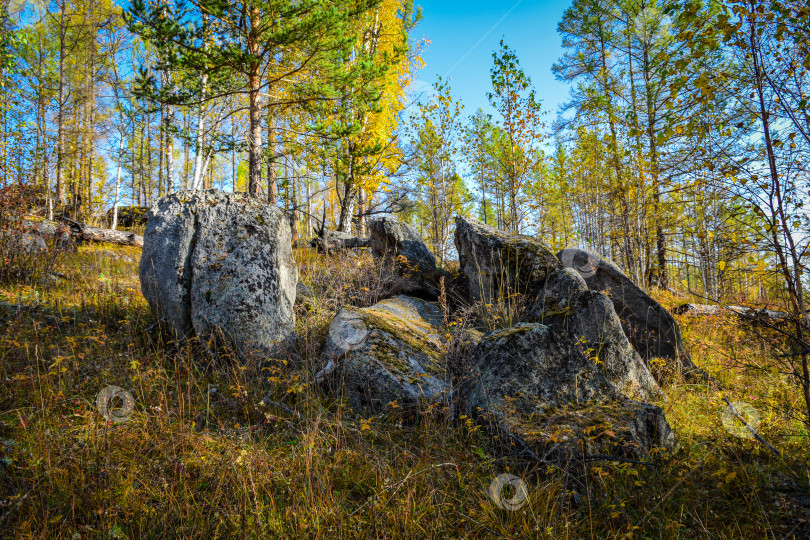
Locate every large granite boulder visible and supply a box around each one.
[528,269,662,401]
[461,323,676,460]
[370,217,437,274]
[315,296,448,414]
[139,190,297,356]
[454,216,561,304]
[557,248,704,380]
[369,216,445,298]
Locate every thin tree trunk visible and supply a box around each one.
[337,152,356,233]
[158,104,165,196]
[357,185,366,238]
[747,4,810,425]
[287,157,298,240]
[112,117,125,230]
[267,109,277,203]
[305,173,312,236]
[247,9,262,197]
[146,116,153,204]
[183,110,189,189]
[55,2,67,206]
[231,113,237,192]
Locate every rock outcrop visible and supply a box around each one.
[557,247,704,380]
[369,216,446,298]
[461,323,676,460]
[139,190,297,356]
[454,216,561,304]
[14,219,75,252]
[370,217,437,274]
[528,269,662,401]
[316,296,448,414]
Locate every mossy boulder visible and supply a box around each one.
[461,323,676,460]
[316,296,448,414]
[454,216,561,305]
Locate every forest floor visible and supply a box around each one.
[1,242,809,539]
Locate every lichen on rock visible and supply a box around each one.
[454,216,561,305]
[317,295,448,414]
[139,190,297,357]
[461,323,676,461]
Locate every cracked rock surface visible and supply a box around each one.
[557,247,704,380]
[139,190,297,356]
[460,323,677,460]
[454,216,561,304]
[317,295,448,414]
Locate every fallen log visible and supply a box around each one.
[673,303,789,321]
[310,230,369,253]
[57,216,144,248]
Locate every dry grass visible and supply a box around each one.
[0,244,808,538]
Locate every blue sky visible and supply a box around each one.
[408,0,573,119]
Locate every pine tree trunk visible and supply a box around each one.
[247,10,262,198]
[267,109,277,203]
[248,73,262,197]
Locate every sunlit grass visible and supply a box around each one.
[0,245,807,537]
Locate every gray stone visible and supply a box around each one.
[27,220,74,252]
[369,216,445,298]
[531,268,588,314]
[454,216,561,304]
[461,323,676,460]
[369,216,437,274]
[20,232,47,254]
[2,220,50,255]
[557,248,704,380]
[316,296,448,414]
[530,282,663,401]
[139,190,297,356]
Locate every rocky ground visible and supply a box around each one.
[1,190,808,538]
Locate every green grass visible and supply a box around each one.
[0,245,808,538]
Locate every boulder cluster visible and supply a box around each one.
[140,190,699,463]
